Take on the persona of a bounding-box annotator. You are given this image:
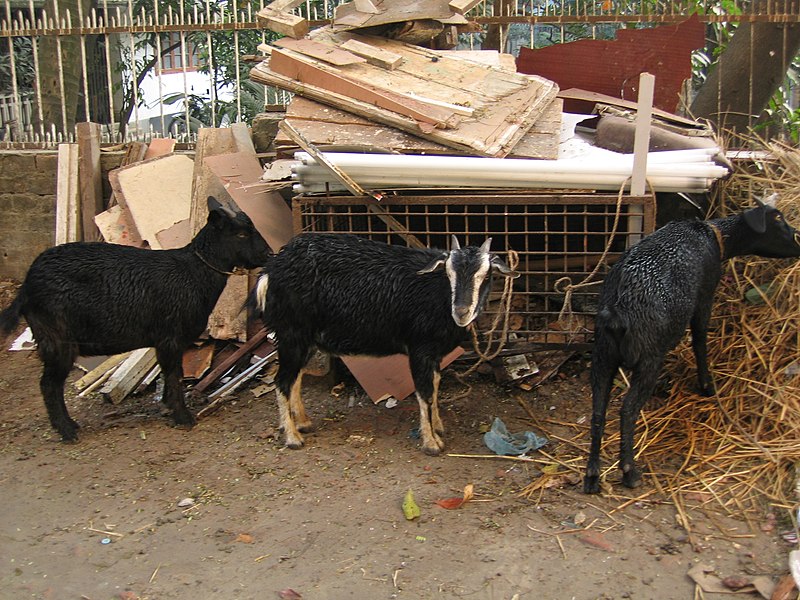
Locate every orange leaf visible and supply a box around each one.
[436,497,465,509]
[436,483,474,510]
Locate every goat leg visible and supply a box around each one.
[690,308,716,397]
[584,360,616,494]
[277,387,304,448]
[38,341,80,442]
[156,348,195,428]
[618,362,661,489]
[289,372,314,433]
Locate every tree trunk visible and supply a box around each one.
[689,18,800,139]
[482,0,515,52]
[35,0,93,139]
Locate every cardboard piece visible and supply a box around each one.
[115,154,194,250]
[342,346,465,404]
[94,204,145,247]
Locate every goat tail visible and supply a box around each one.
[253,271,270,316]
[0,290,24,337]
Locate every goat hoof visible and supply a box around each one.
[285,440,305,450]
[421,444,442,456]
[699,383,716,397]
[622,471,642,489]
[172,411,196,427]
[297,422,315,433]
[583,476,601,494]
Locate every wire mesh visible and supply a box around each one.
[293,191,657,349]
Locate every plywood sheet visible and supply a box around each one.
[115,155,193,250]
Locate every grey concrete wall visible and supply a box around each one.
[0,151,58,281]
[0,150,123,280]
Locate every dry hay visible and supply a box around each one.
[527,142,800,517]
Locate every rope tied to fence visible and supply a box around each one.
[553,177,655,329]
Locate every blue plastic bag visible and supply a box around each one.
[483,417,547,456]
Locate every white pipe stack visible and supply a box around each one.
[291,149,729,195]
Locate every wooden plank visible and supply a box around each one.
[231,122,257,154]
[192,328,272,395]
[449,0,482,13]
[116,154,194,250]
[631,73,655,196]
[256,7,308,39]
[269,48,461,129]
[340,38,404,70]
[333,0,465,31]
[275,96,449,156]
[77,122,103,242]
[507,97,562,160]
[73,352,130,392]
[108,142,146,208]
[100,347,159,404]
[189,128,237,237]
[55,143,80,245]
[274,38,367,66]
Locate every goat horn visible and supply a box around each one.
[450,235,461,251]
[480,238,492,254]
[761,192,778,208]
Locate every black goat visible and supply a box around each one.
[251,233,518,455]
[584,194,800,494]
[0,196,271,441]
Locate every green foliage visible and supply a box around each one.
[0,37,35,92]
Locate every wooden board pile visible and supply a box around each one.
[251,0,563,162]
[54,123,293,406]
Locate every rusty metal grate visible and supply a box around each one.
[292,191,656,350]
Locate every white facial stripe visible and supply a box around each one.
[465,256,491,323]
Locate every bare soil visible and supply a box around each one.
[0,281,792,600]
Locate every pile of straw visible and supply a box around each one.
[539,142,800,515]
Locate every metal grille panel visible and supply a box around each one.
[293,191,656,349]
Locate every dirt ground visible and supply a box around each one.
[0,282,794,600]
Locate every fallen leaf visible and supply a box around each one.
[236,533,254,544]
[278,589,302,599]
[436,483,474,510]
[771,573,798,600]
[402,489,421,520]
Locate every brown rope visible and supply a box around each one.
[454,248,520,385]
[554,177,655,327]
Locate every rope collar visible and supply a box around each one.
[194,250,243,276]
[707,222,726,261]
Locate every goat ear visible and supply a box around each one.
[743,206,768,234]
[491,255,519,278]
[207,196,222,211]
[418,254,448,275]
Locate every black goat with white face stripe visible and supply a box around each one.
[252,233,517,455]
